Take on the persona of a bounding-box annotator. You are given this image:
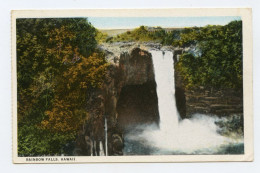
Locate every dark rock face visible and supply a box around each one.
[174,64,187,119]
[74,47,159,156]
[175,86,186,119]
[185,88,243,117]
[116,48,159,128]
[119,48,154,86]
[117,81,159,128]
[110,134,124,155]
[73,89,106,156]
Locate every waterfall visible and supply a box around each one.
[150,50,179,131]
[122,49,243,155]
[105,117,108,156]
[123,49,243,155]
[93,141,97,156]
[99,141,105,156]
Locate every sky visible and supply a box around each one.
[88,16,241,29]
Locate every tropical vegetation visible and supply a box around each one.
[17,18,108,156]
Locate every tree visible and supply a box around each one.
[17,18,107,156]
[176,20,243,89]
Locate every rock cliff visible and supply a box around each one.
[74,44,159,156]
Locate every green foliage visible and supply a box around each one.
[18,123,75,156]
[17,18,108,156]
[95,30,109,43]
[111,26,169,43]
[176,20,242,89]
[163,30,181,45]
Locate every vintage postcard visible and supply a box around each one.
[12,9,253,163]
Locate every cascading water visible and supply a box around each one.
[99,141,105,156]
[123,49,244,155]
[150,50,179,132]
[105,117,108,156]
